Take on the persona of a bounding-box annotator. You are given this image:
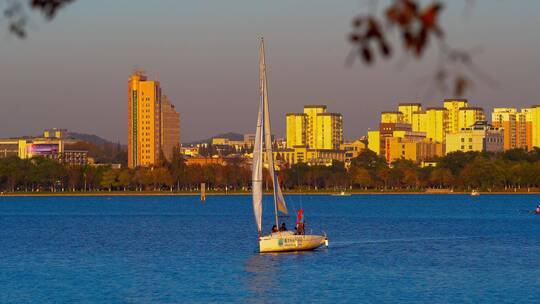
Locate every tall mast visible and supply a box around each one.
[259,38,280,229]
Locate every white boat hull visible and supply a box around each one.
[259,231,327,253]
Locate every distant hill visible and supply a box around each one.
[187,132,245,145]
[66,132,120,146]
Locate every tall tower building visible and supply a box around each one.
[128,70,179,168]
[316,113,343,150]
[443,99,469,134]
[303,105,327,149]
[492,108,517,150]
[128,70,162,168]
[286,113,307,148]
[161,95,180,162]
[398,103,422,124]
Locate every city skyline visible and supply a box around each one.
[1,1,540,143]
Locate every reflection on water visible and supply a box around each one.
[243,254,279,303]
[243,250,323,303]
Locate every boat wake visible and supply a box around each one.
[330,235,511,248]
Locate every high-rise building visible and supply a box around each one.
[316,113,343,150]
[531,105,540,149]
[492,108,517,150]
[367,131,380,155]
[161,95,180,162]
[443,99,469,134]
[128,70,180,168]
[425,107,448,142]
[303,105,327,148]
[458,107,485,130]
[286,113,307,148]
[286,105,343,151]
[398,103,422,124]
[516,108,533,150]
[380,111,404,124]
[411,111,427,133]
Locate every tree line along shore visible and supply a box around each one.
[2,149,540,194]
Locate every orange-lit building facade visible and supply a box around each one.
[128,71,181,168]
[161,95,181,162]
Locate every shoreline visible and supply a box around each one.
[2,191,540,197]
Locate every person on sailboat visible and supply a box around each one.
[280,223,287,231]
[296,208,305,235]
[271,225,279,233]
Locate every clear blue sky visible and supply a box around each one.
[0,0,539,142]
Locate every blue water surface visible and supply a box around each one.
[0,194,539,303]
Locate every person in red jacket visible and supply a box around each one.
[296,208,305,235]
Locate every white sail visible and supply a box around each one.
[252,93,264,235]
[259,39,288,215]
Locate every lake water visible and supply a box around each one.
[0,194,539,303]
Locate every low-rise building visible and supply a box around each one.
[180,146,200,157]
[0,138,88,166]
[384,131,444,163]
[264,146,345,167]
[341,139,367,163]
[445,121,503,153]
[184,156,227,166]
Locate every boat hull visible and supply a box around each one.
[259,232,327,253]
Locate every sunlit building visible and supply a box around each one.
[532,105,540,149]
[128,70,180,168]
[458,107,485,130]
[385,136,444,164]
[268,146,345,167]
[411,110,427,133]
[286,113,307,148]
[398,103,422,124]
[367,130,380,155]
[43,128,67,139]
[445,121,503,153]
[303,105,327,149]
[341,139,366,159]
[425,107,448,142]
[492,108,517,150]
[517,108,533,150]
[380,111,404,124]
[316,113,343,150]
[443,99,469,134]
[286,105,343,151]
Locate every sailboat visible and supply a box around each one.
[252,38,328,253]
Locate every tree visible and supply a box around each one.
[100,169,117,191]
[117,169,132,191]
[429,168,454,188]
[350,167,373,189]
